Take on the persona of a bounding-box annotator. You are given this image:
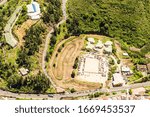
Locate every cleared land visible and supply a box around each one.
[13,19,37,47]
[49,36,101,91]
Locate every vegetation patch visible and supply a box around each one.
[67,0,150,50]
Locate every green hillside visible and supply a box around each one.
[67,0,150,51]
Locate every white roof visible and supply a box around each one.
[95,40,103,48]
[98,40,102,43]
[86,42,94,49]
[123,53,129,56]
[121,66,130,72]
[104,46,112,53]
[27,1,41,19]
[87,37,95,43]
[27,4,34,13]
[113,73,125,85]
[105,41,113,46]
[19,68,29,76]
[30,14,40,20]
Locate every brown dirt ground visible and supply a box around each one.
[130,47,141,52]
[14,19,50,75]
[13,19,37,47]
[48,36,100,91]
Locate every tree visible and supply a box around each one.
[70,88,76,93]
[71,70,76,78]
[129,89,133,95]
[73,57,79,69]
[7,75,22,89]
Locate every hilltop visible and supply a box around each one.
[67,0,150,53]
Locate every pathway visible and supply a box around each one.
[0,0,7,5]
[4,6,22,47]
[42,0,67,92]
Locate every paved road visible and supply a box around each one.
[0,81,150,99]
[42,0,67,92]
[0,0,7,5]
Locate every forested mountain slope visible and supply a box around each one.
[67,0,150,51]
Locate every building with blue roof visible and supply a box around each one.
[27,1,41,20]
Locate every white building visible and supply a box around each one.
[19,68,29,76]
[123,52,129,56]
[112,73,125,87]
[77,54,109,84]
[27,1,41,20]
[121,65,132,75]
[86,42,94,50]
[104,46,112,54]
[95,40,103,49]
[87,37,95,44]
[104,41,113,47]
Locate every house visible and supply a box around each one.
[27,1,41,20]
[95,40,103,49]
[104,46,112,54]
[123,52,129,56]
[137,64,147,72]
[87,37,95,44]
[86,42,94,50]
[112,73,125,87]
[147,63,150,74]
[132,88,146,96]
[121,65,132,76]
[19,68,29,76]
[104,41,113,47]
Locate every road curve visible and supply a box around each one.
[0,0,7,5]
[42,0,68,91]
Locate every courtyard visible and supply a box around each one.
[77,53,109,84]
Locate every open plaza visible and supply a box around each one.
[77,53,109,84]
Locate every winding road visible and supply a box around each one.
[42,0,68,92]
[0,0,7,5]
[0,81,150,99]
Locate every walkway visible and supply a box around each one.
[4,6,22,47]
[42,0,67,92]
[0,0,7,5]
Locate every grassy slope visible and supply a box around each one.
[67,0,150,50]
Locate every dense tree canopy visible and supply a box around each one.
[16,24,45,68]
[43,0,62,24]
[7,73,50,93]
[67,0,150,50]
